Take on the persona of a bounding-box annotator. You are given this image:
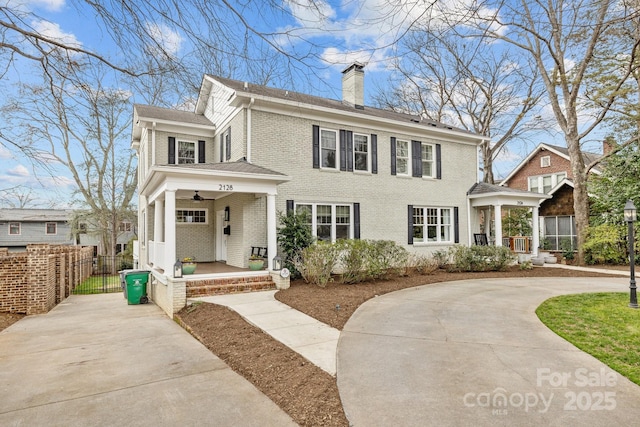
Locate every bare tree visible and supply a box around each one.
[456,0,640,263]
[375,29,547,183]
[4,60,137,257]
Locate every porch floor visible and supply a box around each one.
[189,261,257,275]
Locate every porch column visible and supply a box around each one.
[532,206,540,257]
[266,193,277,271]
[154,199,164,242]
[494,204,503,246]
[164,189,177,273]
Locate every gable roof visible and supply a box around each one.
[0,209,73,222]
[162,159,287,177]
[134,104,214,127]
[501,143,602,185]
[204,75,481,140]
[467,182,547,197]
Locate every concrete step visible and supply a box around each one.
[186,275,276,297]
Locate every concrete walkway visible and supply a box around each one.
[0,293,295,427]
[337,277,640,426]
[194,291,340,376]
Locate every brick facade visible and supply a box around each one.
[0,244,93,315]
[503,147,573,191]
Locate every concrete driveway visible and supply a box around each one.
[337,277,640,426]
[0,293,295,427]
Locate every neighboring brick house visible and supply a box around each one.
[0,209,75,251]
[500,143,603,251]
[132,64,491,314]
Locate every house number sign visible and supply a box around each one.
[219,184,234,191]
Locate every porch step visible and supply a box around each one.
[186,275,276,297]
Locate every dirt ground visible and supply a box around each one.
[0,266,625,426]
[174,266,621,426]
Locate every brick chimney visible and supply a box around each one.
[602,138,616,156]
[342,62,365,108]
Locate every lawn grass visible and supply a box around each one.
[536,292,640,386]
[73,275,121,294]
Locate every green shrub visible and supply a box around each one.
[336,240,408,283]
[583,224,626,265]
[448,245,515,272]
[432,249,450,269]
[408,253,439,275]
[336,239,370,284]
[277,209,314,278]
[293,242,340,287]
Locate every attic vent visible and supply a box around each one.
[541,155,551,167]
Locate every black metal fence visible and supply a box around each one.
[72,255,133,295]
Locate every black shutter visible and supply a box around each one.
[312,125,320,168]
[454,206,459,243]
[339,130,347,171]
[412,140,422,177]
[286,200,294,215]
[371,134,377,174]
[353,203,360,239]
[436,143,442,179]
[225,129,231,161]
[408,205,414,244]
[168,137,175,164]
[219,134,224,162]
[198,140,205,163]
[346,131,353,172]
[390,137,397,175]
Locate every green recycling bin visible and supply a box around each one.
[124,271,150,305]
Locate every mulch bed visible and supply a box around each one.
[175,266,621,426]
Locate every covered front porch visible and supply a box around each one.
[467,182,551,257]
[139,161,291,316]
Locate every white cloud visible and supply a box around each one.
[0,146,13,159]
[31,19,82,48]
[145,22,183,56]
[7,0,65,13]
[7,164,30,177]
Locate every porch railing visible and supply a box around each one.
[148,240,166,271]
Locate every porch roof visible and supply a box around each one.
[467,182,550,208]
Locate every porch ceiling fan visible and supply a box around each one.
[192,190,213,201]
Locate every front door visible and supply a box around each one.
[216,210,227,261]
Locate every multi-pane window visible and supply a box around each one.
[176,209,207,224]
[9,222,20,235]
[422,143,434,178]
[396,140,409,175]
[46,222,57,235]
[544,216,576,251]
[528,172,566,194]
[296,203,352,242]
[320,129,338,169]
[118,222,132,232]
[413,207,452,243]
[177,140,196,164]
[354,134,369,171]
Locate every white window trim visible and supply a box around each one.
[320,128,339,170]
[9,222,20,235]
[353,133,370,173]
[295,202,353,243]
[528,172,567,193]
[421,142,436,179]
[413,206,453,245]
[541,155,551,167]
[396,139,411,176]
[45,222,57,235]
[176,208,208,225]
[177,139,198,164]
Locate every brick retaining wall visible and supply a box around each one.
[0,244,93,315]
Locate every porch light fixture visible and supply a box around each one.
[273,255,282,271]
[624,200,637,309]
[174,259,183,278]
[224,206,230,221]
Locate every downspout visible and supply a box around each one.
[246,98,255,163]
[152,122,156,167]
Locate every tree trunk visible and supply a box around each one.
[482,143,495,184]
[566,136,589,265]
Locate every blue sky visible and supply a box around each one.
[0,0,605,208]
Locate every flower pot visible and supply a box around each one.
[248,259,264,271]
[182,262,197,275]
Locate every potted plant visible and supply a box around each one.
[182,257,197,275]
[248,254,265,271]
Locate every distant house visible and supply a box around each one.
[0,209,75,251]
[500,142,605,250]
[70,211,138,256]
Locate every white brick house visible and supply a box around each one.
[132,64,489,315]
